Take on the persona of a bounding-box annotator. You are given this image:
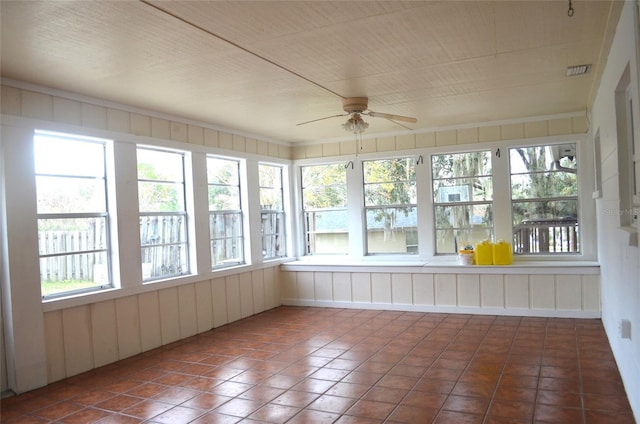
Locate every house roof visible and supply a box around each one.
[0,1,623,144]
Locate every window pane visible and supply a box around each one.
[259,165,282,188]
[34,135,105,177]
[510,143,579,254]
[433,176,493,203]
[302,164,348,255]
[211,239,244,266]
[435,204,493,229]
[364,158,415,183]
[141,245,188,279]
[363,158,417,255]
[510,145,576,173]
[435,228,494,254]
[208,157,244,268]
[140,215,186,246]
[207,158,239,185]
[34,131,112,298]
[208,186,240,210]
[302,164,347,209]
[38,217,107,255]
[138,181,185,212]
[260,164,286,259]
[137,148,184,182]
[210,212,243,239]
[511,173,578,200]
[304,186,348,209]
[432,151,492,178]
[513,214,579,254]
[260,188,283,210]
[304,210,349,254]
[40,251,109,297]
[140,214,188,279]
[365,182,417,206]
[366,206,417,254]
[262,212,285,258]
[36,176,106,213]
[432,151,493,254]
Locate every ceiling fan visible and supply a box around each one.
[297,97,417,133]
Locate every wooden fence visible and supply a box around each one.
[140,214,186,279]
[38,220,106,282]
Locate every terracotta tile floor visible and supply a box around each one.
[1,306,635,423]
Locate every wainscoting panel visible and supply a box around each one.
[42,267,282,384]
[280,269,600,318]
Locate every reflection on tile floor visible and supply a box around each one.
[1,306,635,423]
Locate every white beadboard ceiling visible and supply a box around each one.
[0,1,623,143]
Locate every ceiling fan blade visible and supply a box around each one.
[367,111,417,124]
[296,113,349,126]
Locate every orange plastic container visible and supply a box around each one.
[475,241,493,265]
[492,241,513,265]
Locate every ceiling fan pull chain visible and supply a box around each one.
[568,0,575,17]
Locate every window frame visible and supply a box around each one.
[430,149,494,255]
[259,162,287,260]
[207,155,245,269]
[300,162,349,255]
[34,130,114,299]
[362,156,419,256]
[137,146,191,282]
[508,143,580,255]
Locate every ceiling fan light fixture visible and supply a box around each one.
[342,113,369,133]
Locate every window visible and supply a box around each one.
[431,151,493,254]
[363,157,417,254]
[626,87,639,228]
[301,163,348,255]
[207,156,244,268]
[259,163,286,259]
[137,147,189,280]
[615,65,639,228]
[34,131,112,298]
[510,143,579,254]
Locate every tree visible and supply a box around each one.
[137,162,181,212]
[364,157,416,231]
[511,146,577,223]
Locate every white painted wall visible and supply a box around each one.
[590,0,640,419]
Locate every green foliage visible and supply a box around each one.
[511,146,578,221]
[302,164,347,209]
[364,158,416,227]
[137,162,181,212]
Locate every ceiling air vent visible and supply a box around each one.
[566,64,591,76]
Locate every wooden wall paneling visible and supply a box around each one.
[158,287,181,344]
[194,280,214,333]
[43,311,66,383]
[62,305,94,377]
[91,300,118,367]
[178,284,198,338]
[115,296,142,359]
[138,291,162,352]
[211,277,228,328]
[225,274,242,323]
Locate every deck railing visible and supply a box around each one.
[513,217,579,254]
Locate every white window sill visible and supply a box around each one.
[282,257,600,275]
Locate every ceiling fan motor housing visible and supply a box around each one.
[342,97,368,113]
